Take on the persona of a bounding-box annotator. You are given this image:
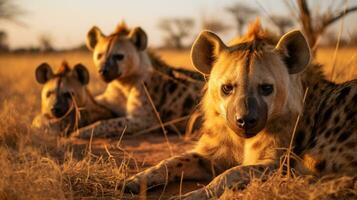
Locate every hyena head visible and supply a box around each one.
[191,21,311,138]
[35,62,89,118]
[86,22,148,82]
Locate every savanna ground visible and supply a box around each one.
[0,48,356,200]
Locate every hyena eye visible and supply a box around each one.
[46,91,53,98]
[112,54,124,61]
[63,92,72,99]
[97,53,103,60]
[221,84,234,96]
[259,84,274,96]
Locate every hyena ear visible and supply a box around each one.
[86,26,104,51]
[129,27,148,51]
[35,63,53,84]
[191,31,227,75]
[73,63,90,85]
[275,30,311,74]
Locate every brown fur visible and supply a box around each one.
[124,21,356,200]
[70,23,204,138]
[32,62,114,135]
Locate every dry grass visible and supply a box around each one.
[0,47,356,199]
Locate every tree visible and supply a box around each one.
[158,17,195,49]
[39,34,54,52]
[201,17,230,34]
[0,0,24,24]
[226,3,258,35]
[270,15,294,35]
[285,0,357,52]
[0,30,8,51]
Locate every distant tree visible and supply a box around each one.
[201,17,230,34]
[158,17,195,49]
[270,15,294,35]
[348,30,357,46]
[0,0,24,24]
[39,34,54,52]
[285,0,357,52]
[0,30,8,51]
[323,30,348,47]
[226,3,258,35]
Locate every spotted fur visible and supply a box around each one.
[124,21,356,199]
[70,22,204,138]
[32,62,115,136]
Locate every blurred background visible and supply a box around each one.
[0,1,356,199]
[1,0,357,52]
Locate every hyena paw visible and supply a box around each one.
[123,176,141,194]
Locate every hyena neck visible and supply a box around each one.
[301,63,335,90]
[112,51,154,87]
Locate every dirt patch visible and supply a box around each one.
[69,133,204,199]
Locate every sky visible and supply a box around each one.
[2,0,357,49]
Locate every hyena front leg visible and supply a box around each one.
[124,152,213,194]
[69,116,154,139]
[175,164,276,200]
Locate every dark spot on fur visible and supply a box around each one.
[333,115,340,124]
[153,85,160,93]
[305,117,311,126]
[183,96,195,110]
[344,154,354,161]
[332,163,339,172]
[319,144,325,150]
[351,160,357,168]
[346,110,356,120]
[324,130,332,138]
[322,107,333,123]
[158,89,167,107]
[333,126,342,135]
[353,94,357,104]
[176,163,183,168]
[309,138,317,149]
[313,84,319,91]
[345,142,355,148]
[338,147,343,153]
[167,81,178,93]
[330,147,337,152]
[336,86,351,104]
[315,160,326,172]
[337,131,351,143]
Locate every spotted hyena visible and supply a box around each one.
[123,21,356,199]
[32,62,115,135]
[70,22,204,138]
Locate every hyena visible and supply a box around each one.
[32,62,115,135]
[123,21,356,199]
[70,22,204,138]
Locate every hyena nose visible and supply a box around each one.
[51,106,65,118]
[236,115,258,129]
[99,68,109,76]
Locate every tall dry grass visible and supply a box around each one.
[0,52,129,199]
[0,47,356,199]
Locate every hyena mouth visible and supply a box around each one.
[99,66,121,82]
[227,121,262,138]
[226,112,267,138]
[101,71,121,82]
